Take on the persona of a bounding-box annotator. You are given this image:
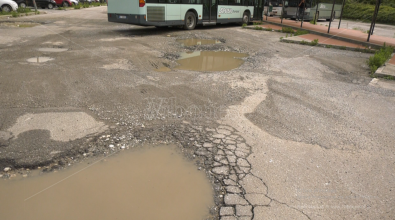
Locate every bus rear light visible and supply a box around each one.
[139,0,145,7]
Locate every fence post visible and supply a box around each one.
[327,0,336,33]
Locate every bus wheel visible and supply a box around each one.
[242,12,250,24]
[184,12,196,30]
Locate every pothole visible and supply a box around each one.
[37,48,68,52]
[0,145,214,220]
[177,38,221,46]
[27,57,54,63]
[175,51,248,71]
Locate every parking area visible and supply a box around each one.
[1,6,395,220]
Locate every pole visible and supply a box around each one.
[32,0,38,13]
[367,0,380,42]
[300,6,305,27]
[281,0,285,23]
[315,0,319,24]
[266,0,268,20]
[371,1,381,35]
[327,0,336,33]
[338,0,346,29]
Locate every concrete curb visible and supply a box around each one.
[373,54,395,79]
[280,38,376,53]
[261,20,387,50]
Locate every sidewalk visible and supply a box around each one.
[261,16,395,48]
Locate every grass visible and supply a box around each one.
[74,4,81,9]
[1,7,32,16]
[367,43,394,73]
[254,26,263,30]
[266,27,272,31]
[280,37,283,40]
[57,7,64,10]
[242,23,247,28]
[310,39,319,46]
[294,29,309,36]
[300,40,309,45]
[282,27,294,33]
[339,46,347,50]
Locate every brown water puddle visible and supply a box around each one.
[177,39,221,46]
[175,51,247,71]
[0,145,214,220]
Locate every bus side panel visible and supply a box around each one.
[180,4,203,22]
[217,5,245,21]
[108,0,143,15]
[166,4,181,21]
[247,6,254,18]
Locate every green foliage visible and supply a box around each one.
[310,13,317,25]
[294,29,309,36]
[11,11,18,17]
[282,27,294,33]
[326,45,333,48]
[339,46,347,50]
[17,8,32,13]
[74,4,81,9]
[83,2,90,8]
[254,26,263,30]
[57,7,64,10]
[242,23,247,28]
[367,43,394,73]
[286,33,288,38]
[310,39,319,46]
[280,37,283,40]
[343,3,395,24]
[300,40,309,45]
[266,27,272,31]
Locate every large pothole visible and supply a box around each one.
[0,144,215,220]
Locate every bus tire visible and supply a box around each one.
[242,12,250,25]
[184,12,196,30]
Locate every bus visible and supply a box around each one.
[282,0,343,21]
[263,0,283,16]
[107,0,263,30]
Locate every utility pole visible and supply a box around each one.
[327,0,336,33]
[338,0,346,29]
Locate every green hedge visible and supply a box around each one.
[343,3,395,24]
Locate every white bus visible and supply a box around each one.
[282,0,342,21]
[264,0,283,16]
[108,0,263,30]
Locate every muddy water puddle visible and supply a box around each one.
[27,57,54,63]
[176,51,247,71]
[177,39,221,46]
[0,145,214,220]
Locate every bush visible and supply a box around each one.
[343,3,395,24]
[368,43,394,73]
[74,4,81,9]
[83,2,90,8]
[282,27,294,33]
[11,11,18,17]
[310,39,319,46]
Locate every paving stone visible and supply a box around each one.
[224,178,237,186]
[237,143,249,150]
[217,149,225,155]
[227,155,237,163]
[226,145,236,150]
[195,148,209,156]
[236,205,253,216]
[217,129,232,135]
[245,193,271,205]
[220,207,235,216]
[212,166,229,175]
[224,194,248,205]
[213,139,221,144]
[206,128,216,132]
[225,150,234,156]
[226,185,242,193]
[238,217,252,220]
[220,159,229,165]
[213,162,223,167]
[203,143,213,148]
[229,174,237,181]
[215,155,225,161]
[213,134,226,139]
[237,158,250,167]
[225,140,236,144]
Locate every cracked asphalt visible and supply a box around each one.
[1,6,395,220]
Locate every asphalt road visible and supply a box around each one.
[0,7,394,220]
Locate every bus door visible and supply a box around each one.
[253,0,263,20]
[202,0,217,22]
